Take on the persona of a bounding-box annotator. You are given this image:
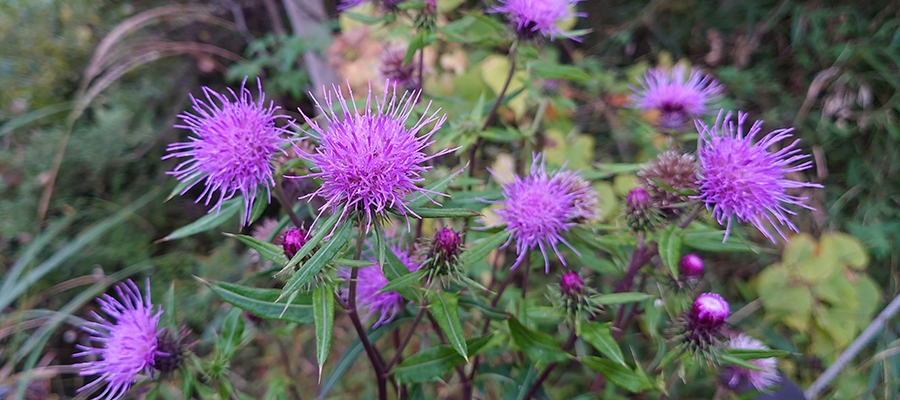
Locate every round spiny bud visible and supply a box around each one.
[559,272,585,297]
[637,150,698,218]
[689,292,729,331]
[678,253,704,280]
[282,227,310,260]
[625,188,662,231]
[153,329,188,374]
[432,228,462,262]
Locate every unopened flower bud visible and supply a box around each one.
[153,328,190,374]
[432,228,462,262]
[626,188,662,231]
[559,272,585,297]
[282,228,310,260]
[690,292,729,330]
[422,228,464,284]
[678,254,704,280]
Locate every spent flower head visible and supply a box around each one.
[339,245,420,327]
[489,0,584,41]
[637,150,698,217]
[696,111,823,243]
[164,78,292,225]
[379,45,421,91]
[489,153,594,273]
[631,65,723,130]
[74,279,163,400]
[721,334,780,393]
[298,82,453,233]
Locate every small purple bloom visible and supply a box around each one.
[626,187,652,212]
[630,65,723,130]
[689,292,729,330]
[559,271,585,296]
[489,153,593,273]
[432,227,462,261]
[164,78,291,225]
[696,111,823,243]
[74,279,163,400]
[722,334,779,393]
[282,227,310,259]
[489,0,584,41]
[678,253,704,279]
[298,82,453,233]
[339,245,421,327]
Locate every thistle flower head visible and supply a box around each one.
[488,0,584,41]
[299,82,452,233]
[695,111,823,243]
[678,253,704,280]
[379,45,420,91]
[559,271,585,296]
[339,245,421,327]
[551,271,597,320]
[153,328,190,374]
[689,292,729,330]
[432,228,462,262]
[637,150,698,217]
[164,78,291,226]
[556,170,601,222]
[282,227,310,260]
[721,334,780,393]
[630,65,723,130]
[74,279,163,400]
[625,187,662,231]
[489,153,593,273]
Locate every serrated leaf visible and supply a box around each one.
[159,197,241,242]
[202,279,314,324]
[407,207,481,219]
[427,291,468,361]
[508,316,568,364]
[379,269,427,294]
[459,230,511,267]
[582,356,653,393]
[313,284,335,381]
[593,292,650,305]
[393,334,495,383]
[227,233,288,264]
[577,321,625,366]
[279,222,351,301]
[659,226,683,280]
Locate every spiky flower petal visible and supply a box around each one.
[721,334,780,393]
[299,82,453,232]
[74,279,163,400]
[164,78,291,225]
[696,111,823,242]
[489,153,594,273]
[630,65,723,130]
[488,0,584,41]
[339,245,420,327]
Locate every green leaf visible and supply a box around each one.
[404,31,429,65]
[718,353,763,371]
[593,292,650,305]
[159,197,240,242]
[577,322,625,366]
[332,258,372,267]
[217,308,245,359]
[378,269,427,294]
[582,356,652,393]
[226,233,288,264]
[458,230,511,267]
[282,206,344,272]
[723,348,790,360]
[164,282,178,333]
[407,207,482,219]
[380,234,417,300]
[508,316,568,364]
[658,226,683,280]
[279,222,351,301]
[319,318,409,399]
[530,61,591,82]
[393,334,496,383]
[427,291,468,361]
[313,284,335,381]
[458,294,508,320]
[405,167,467,209]
[203,279,314,324]
[682,222,758,253]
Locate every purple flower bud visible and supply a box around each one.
[626,187,661,232]
[559,272,585,296]
[432,228,462,261]
[282,228,310,260]
[690,292,729,330]
[678,253,704,279]
[626,187,652,212]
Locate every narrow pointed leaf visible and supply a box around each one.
[458,294,508,320]
[659,226,683,280]
[577,321,625,366]
[405,167,467,209]
[724,348,790,360]
[593,292,650,305]
[393,334,495,383]
[381,235,417,300]
[507,316,568,364]
[313,283,335,381]
[226,233,287,264]
[280,222,351,300]
[160,197,241,242]
[718,353,763,371]
[378,269,427,294]
[406,207,482,219]
[282,206,344,272]
[458,230,511,267]
[582,356,653,393]
[202,279,314,324]
[332,258,373,267]
[427,291,468,361]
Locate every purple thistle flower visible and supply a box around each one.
[689,292,729,330]
[298,82,453,233]
[678,253,704,279]
[73,279,164,400]
[559,271,585,296]
[630,65,723,130]
[164,78,292,225]
[696,111,823,243]
[339,245,421,327]
[489,0,584,41]
[489,153,593,273]
[721,334,779,393]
